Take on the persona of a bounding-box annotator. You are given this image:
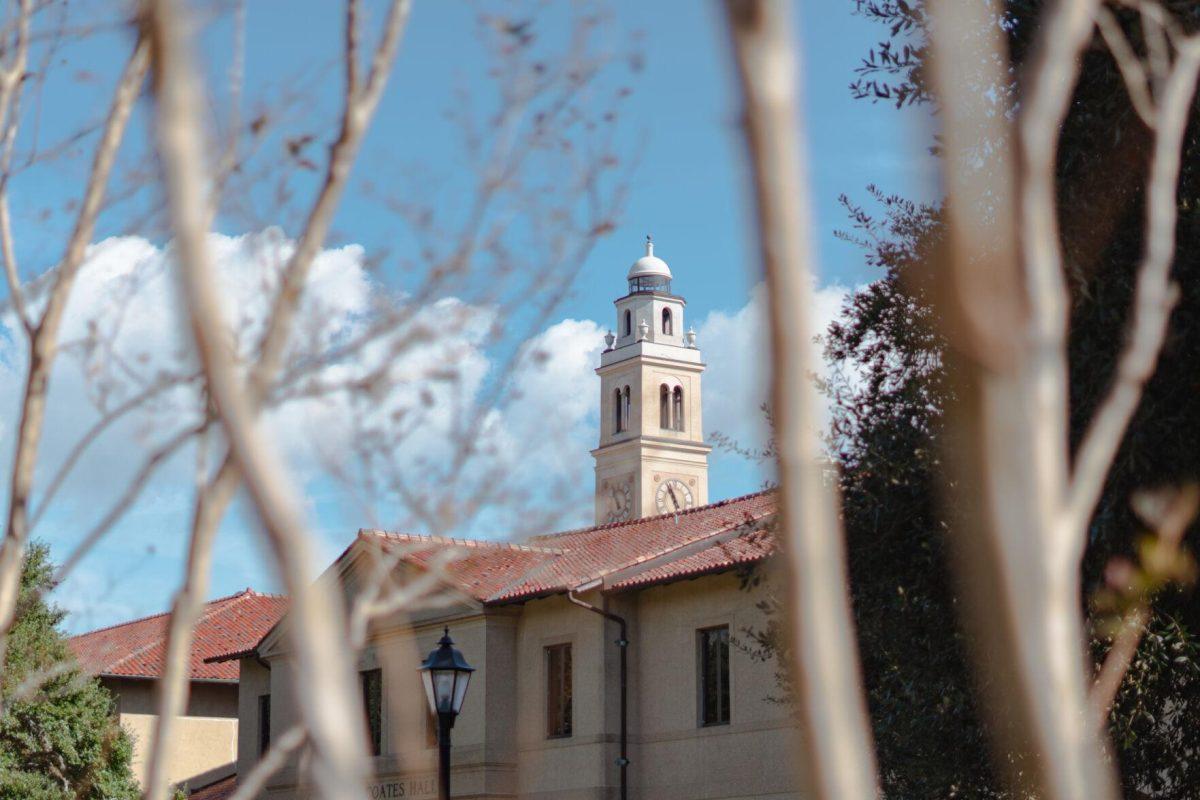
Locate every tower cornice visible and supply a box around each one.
[591,436,714,458]
[598,343,705,370]
[612,290,687,305]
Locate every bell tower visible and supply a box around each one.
[593,237,711,524]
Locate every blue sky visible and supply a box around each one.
[0,1,938,631]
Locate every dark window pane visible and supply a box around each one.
[361,668,383,755]
[258,694,271,755]
[699,626,730,726]
[546,644,573,738]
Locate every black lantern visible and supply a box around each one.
[419,628,474,800]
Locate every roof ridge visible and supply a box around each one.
[361,529,566,555]
[69,587,274,640]
[91,588,260,674]
[576,509,774,588]
[235,588,289,600]
[527,488,777,542]
[486,500,775,603]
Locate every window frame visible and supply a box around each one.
[257,693,271,756]
[545,642,573,739]
[360,667,383,756]
[697,625,731,727]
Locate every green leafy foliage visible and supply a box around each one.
[0,543,138,799]
[1104,612,1200,798]
[825,193,1009,798]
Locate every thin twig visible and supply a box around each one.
[29,373,200,530]
[1095,6,1156,128]
[251,0,412,394]
[53,423,202,584]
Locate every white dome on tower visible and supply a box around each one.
[627,236,672,281]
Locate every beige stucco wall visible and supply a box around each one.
[632,572,802,799]
[240,566,800,800]
[251,603,519,800]
[103,677,238,790]
[236,658,272,777]
[515,594,613,800]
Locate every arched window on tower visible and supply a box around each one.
[672,386,685,432]
[613,388,623,433]
[624,310,632,337]
[622,386,632,431]
[660,384,670,428]
[662,308,673,336]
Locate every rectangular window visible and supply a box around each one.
[546,643,573,738]
[699,626,730,726]
[257,694,271,755]
[361,668,383,756]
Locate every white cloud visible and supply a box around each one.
[0,235,855,630]
[0,231,511,626]
[697,279,851,453]
[498,318,605,477]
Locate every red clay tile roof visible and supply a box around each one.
[69,589,288,682]
[362,490,778,604]
[187,774,236,800]
[204,493,777,665]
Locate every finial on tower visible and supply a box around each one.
[646,234,653,257]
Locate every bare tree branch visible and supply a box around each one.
[721,2,879,798]
[0,0,32,334]
[225,725,307,800]
[1015,0,1096,572]
[1095,6,1156,128]
[923,0,1121,795]
[1066,33,1200,536]
[141,452,240,800]
[146,1,412,795]
[0,33,149,685]
[251,0,411,393]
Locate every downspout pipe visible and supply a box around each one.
[567,587,628,800]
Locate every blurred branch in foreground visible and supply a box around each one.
[925,0,1200,797]
[721,1,880,798]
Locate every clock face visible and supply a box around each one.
[656,478,695,515]
[605,478,633,523]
